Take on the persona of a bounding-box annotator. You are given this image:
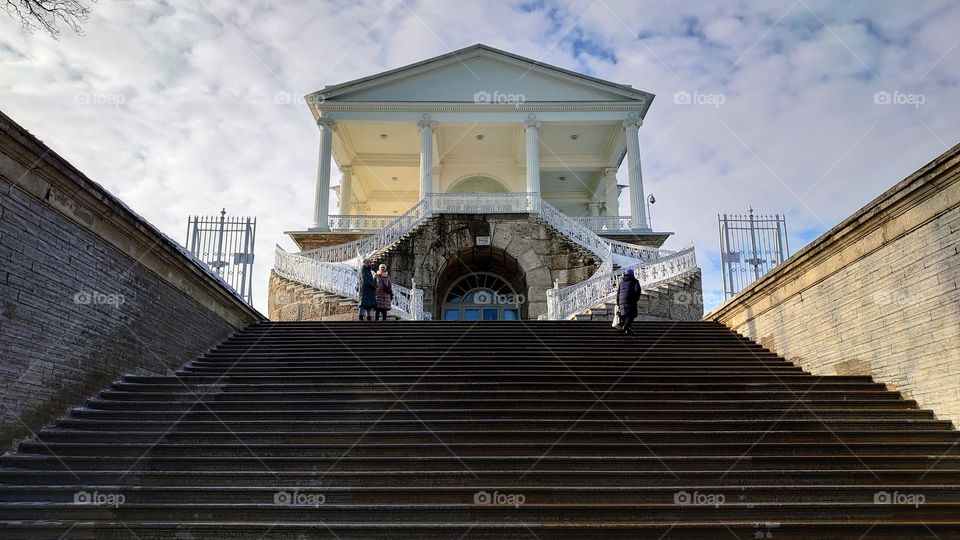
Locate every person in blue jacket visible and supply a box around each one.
[615,268,641,334]
[358,259,377,320]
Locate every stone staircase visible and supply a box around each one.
[2,320,959,538]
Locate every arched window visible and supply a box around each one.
[447,175,510,193]
[442,273,521,321]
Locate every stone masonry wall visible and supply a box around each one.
[268,271,357,321]
[0,111,262,451]
[379,214,599,319]
[709,144,960,426]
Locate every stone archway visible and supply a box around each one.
[435,246,529,319]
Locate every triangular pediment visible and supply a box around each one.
[316,44,651,104]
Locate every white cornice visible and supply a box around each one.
[316,101,648,114]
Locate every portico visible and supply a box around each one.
[289,44,670,250]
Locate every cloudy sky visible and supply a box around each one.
[2,0,958,314]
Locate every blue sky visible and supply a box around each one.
[2,0,958,314]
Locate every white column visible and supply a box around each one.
[417,114,436,199]
[623,115,648,230]
[339,165,352,214]
[523,115,542,195]
[601,167,619,216]
[311,117,336,230]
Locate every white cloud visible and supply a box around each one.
[1,0,958,314]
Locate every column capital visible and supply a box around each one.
[317,117,336,130]
[522,114,542,130]
[601,166,619,177]
[622,116,643,130]
[417,113,436,130]
[339,165,352,175]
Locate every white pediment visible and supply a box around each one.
[316,45,651,104]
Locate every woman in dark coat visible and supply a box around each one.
[374,264,393,321]
[358,259,377,320]
[616,268,641,334]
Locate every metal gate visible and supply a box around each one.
[718,209,789,299]
[185,209,256,304]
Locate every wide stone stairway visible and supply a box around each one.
[2,321,959,538]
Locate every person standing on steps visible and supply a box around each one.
[358,259,377,320]
[615,268,641,334]
[374,263,393,321]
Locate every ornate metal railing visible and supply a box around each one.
[545,243,698,320]
[608,238,675,262]
[274,246,424,320]
[328,215,397,232]
[303,193,614,267]
[284,193,696,320]
[574,216,634,232]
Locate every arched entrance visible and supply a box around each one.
[442,273,521,320]
[434,246,528,320]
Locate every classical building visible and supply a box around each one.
[271,44,701,321]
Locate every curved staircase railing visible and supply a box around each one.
[545,243,698,320]
[280,192,698,321]
[275,246,424,320]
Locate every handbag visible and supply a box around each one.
[612,310,621,328]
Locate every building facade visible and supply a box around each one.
[271,44,701,321]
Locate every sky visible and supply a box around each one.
[2,0,958,315]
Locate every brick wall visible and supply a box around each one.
[709,143,960,425]
[0,111,263,450]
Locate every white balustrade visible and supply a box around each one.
[328,215,397,232]
[574,216,634,232]
[546,244,698,320]
[282,192,698,321]
[274,246,423,320]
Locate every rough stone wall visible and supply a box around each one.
[0,111,262,451]
[379,214,598,319]
[268,271,358,321]
[709,144,960,426]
